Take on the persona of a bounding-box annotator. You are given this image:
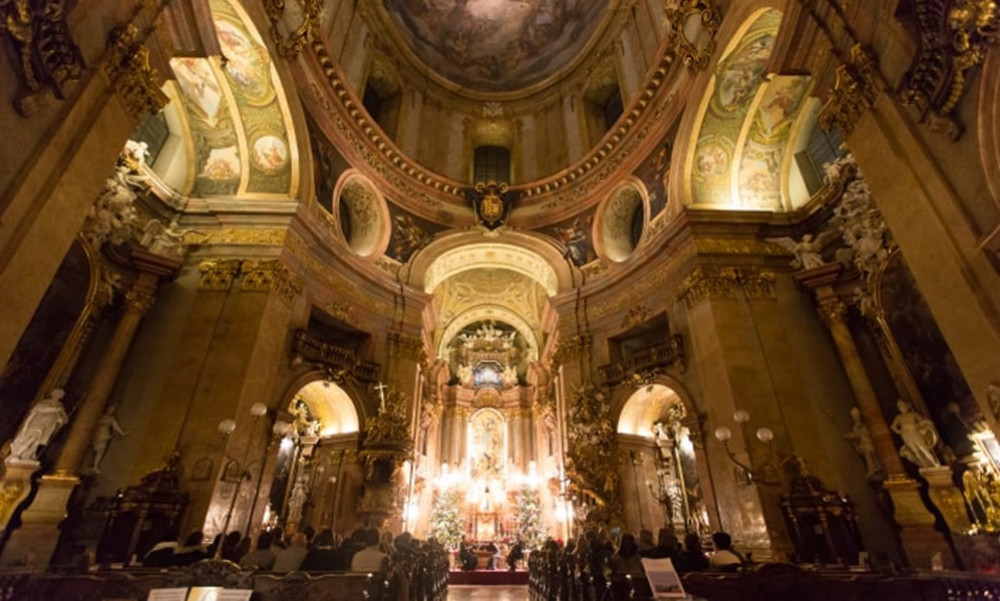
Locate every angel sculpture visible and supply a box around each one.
[890,400,940,467]
[767,231,837,270]
[140,218,197,257]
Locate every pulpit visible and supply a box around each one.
[780,473,861,565]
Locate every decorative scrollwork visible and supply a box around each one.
[818,44,881,138]
[662,0,722,71]
[264,0,322,60]
[902,0,1000,140]
[0,0,85,116]
[104,24,169,122]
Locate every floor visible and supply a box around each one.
[447,584,529,600]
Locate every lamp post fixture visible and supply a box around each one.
[213,401,269,559]
[714,409,776,485]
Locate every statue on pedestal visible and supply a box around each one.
[890,400,940,468]
[91,406,128,473]
[8,390,69,462]
[844,407,882,480]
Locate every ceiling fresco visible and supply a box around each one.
[382,0,612,92]
[168,0,295,197]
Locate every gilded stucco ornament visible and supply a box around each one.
[902,0,1000,140]
[264,0,322,60]
[0,0,84,116]
[818,44,881,138]
[565,383,622,525]
[104,24,169,123]
[662,0,722,71]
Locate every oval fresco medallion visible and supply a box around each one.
[251,135,289,172]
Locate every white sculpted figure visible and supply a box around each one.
[140,218,195,257]
[8,389,69,462]
[500,365,518,388]
[767,232,834,270]
[91,406,128,473]
[457,363,474,388]
[890,400,940,467]
[845,407,882,479]
[287,478,307,527]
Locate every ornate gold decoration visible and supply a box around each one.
[364,390,412,447]
[816,298,848,328]
[0,480,27,527]
[621,305,650,330]
[0,0,84,116]
[818,44,881,137]
[693,237,789,256]
[285,235,395,316]
[264,0,322,59]
[322,301,355,325]
[741,268,777,300]
[197,259,241,291]
[387,332,426,362]
[565,384,622,526]
[104,24,168,123]
[902,0,1000,140]
[124,289,156,315]
[190,228,287,246]
[676,266,740,308]
[662,0,722,71]
[471,181,511,230]
[240,259,303,303]
[555,335,591,365]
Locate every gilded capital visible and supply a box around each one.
[124,289,156,314]
[555,334,591,365]
[818,44,880,138]
[198,259,242,291]
[741,268,777,300]
[676,266,740,308]
[817,298,848,328]
[104,24,169,122]
[241,259,304,304]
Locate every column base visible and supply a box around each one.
[0,473,79,568]
[0,459,41,531]
[883,475,957,569]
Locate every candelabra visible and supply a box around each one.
[213,401,270,559]
[714,409,777,485]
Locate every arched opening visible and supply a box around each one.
[617,384,710,536]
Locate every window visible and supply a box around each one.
[131,112,170,165]
[604,88,624,130]
[473,145,511,183]
[795,126,845,195]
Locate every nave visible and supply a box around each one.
[448,585,528,601]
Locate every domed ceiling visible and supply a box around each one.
[382,0,612,92]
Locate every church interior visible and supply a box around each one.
[2,0,1000,598]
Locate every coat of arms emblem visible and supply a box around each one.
[472,181,511,230]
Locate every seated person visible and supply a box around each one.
[611,533,646,579]
[171,530,208,566]
[507,540,525,571]
[640,527,678,560]
[709,531,746,572]
[351,527,389,572]
[674,533,709,572]
[240,531,277,571]
[300,529,339,571]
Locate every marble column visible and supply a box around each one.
[1,249,179,568]
[794,263,956,568]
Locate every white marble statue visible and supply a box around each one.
[8,390,69,462]
[286,478,307,527]
[767,232,834,270]
[500,365,518,388]
[91,406,128,473]
[140,217,194,257]
[845,407,881,479]
[457,363,474,388]
[890,400,940,468]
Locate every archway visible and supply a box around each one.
[617,384,711,536]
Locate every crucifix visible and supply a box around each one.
[374,382,388,412]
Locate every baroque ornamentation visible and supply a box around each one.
[471,181,511,231]
[190,228,287,246]
[364,390,412,447]
[387,332,426,362]
[104,24,169,123]
[818,44,881,137]
[902,0,1000,139]
[565,383,622,526]
[240,259,304,304]
[0,0,84,116]
[124,289,156,315]
[82,140,148,248]
[292,329,381,384]
[264,0,322,59]
[555,335,591,365]
[197,259,242,291]
[599,334,686,386]
[676,266,740,308]
[662,0,722,71]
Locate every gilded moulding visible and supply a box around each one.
[240,259,304,304]
[387,331,427,363]
[902,0,1000,140]
[676,265,779,308]
[818,44,881,138]
[264,0,322,60]
[186,228,288,246]
[198,259,242,290]
[285,234,395,317]
[662,0,722,71]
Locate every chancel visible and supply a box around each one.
[2,0,1000,599]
